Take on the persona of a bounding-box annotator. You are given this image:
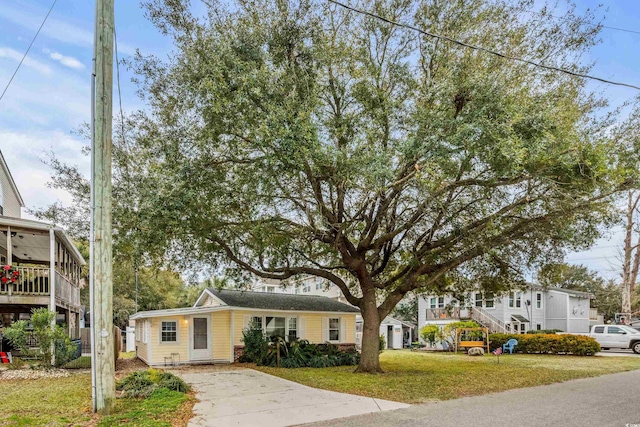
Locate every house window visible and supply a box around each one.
[288,318,297,341]
[536,292,542,309]
[485,293,494,308]
[520,323,526,333]
[430,297,445,309]
[329,318,340,341]
[161,321,177,343]
[251,316,263,330]
[303,285,310,292]
[508,292,522,308]
[266,286,275,293]
[265,316,286,338]
[474,293,483,308]
[316,282,322,290]
[536,323,542,331]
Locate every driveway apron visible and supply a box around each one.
[176,368,409,427]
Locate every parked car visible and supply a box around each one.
[589,325,640,354]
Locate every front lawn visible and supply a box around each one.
[254,350,640,403]
[0,371,194,426]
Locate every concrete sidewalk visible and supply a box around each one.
[176,368,409,427]
[301,369,640,427]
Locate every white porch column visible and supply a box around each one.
[49,228,56,365]
[6,226,11,266]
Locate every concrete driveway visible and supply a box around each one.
[176,368,409,427]
[596,349,640,357]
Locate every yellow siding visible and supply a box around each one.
[212,311,231,361]
[231,310,357,344]
[150,316,189,365]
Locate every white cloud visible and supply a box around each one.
[0,3,136,56]
[0,47,51,75]
[46,50,85,70]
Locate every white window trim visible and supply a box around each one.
[328,317,341,343]
[159,318,180,345]
[508,292,522,308]
[252,314,299,341]
[535,292,543,310]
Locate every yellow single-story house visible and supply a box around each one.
[130,288,360,366]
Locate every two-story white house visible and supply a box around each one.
[417,285,595,340]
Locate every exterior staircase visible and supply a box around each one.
[471,307,507,333]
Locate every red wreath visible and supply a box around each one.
[2,265,19,285]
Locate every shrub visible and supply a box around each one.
[420,325,439,347]
[488,333,600,356]
[439,320,480,350]
[117,369,190,398]
[241,320,269,363]
[63,356,92,369]
[379,335,386,351]
[6,357,25,370]
[526,329,563,335]
[309,355,336,368]
[3,308,78,366]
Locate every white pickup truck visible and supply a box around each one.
[590,325,640,354]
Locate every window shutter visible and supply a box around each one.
[243,315,251,330]
[298,317,306,339]
[340,317,347,343]
[322,317,329,342]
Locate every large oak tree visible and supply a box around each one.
[116,0,639,372]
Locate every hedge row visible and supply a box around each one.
[489,333,600,356]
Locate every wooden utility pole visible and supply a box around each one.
[91,0,115,414]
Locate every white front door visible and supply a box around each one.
[190,316,211,361]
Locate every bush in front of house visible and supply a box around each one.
[116,369,190,398]
[240,324,360,368]
[3,308,78,367]
[489,333,600,356]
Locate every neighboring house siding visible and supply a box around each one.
[567,295,590,333]
[150,316,189,365]
[212,311,231,361]
[0,167,21,217]
[545,292,568,331]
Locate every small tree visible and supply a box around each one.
[420,325,439,347]
[438,321,480,351]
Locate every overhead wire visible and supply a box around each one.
[0,0,58,102]
[327,0,640,91]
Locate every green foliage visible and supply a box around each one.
[379,335,386,351]
[3,308,78,366]
[240,323,358,368]
[116,369,190,398]
[489,333,601,356]
[240,320,269,363]
[6,357,25,370]
[420,325,439,347]
[439,321,481,350]
[390,296,418,324]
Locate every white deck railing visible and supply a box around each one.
[471,307,507,333]
[0,266,80,308]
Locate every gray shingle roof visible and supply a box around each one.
[208,289,360,313]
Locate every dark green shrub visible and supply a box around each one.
[157,372,190,393]
[488,333,600,356]
[526,329,563,335]
[379,335,386,351]
[63,356,92,369]
[241,320,268,363]
[309,355,336,368]
[116,371,157,397]
[117,369,190,398]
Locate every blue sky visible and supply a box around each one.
[0,0,639,280]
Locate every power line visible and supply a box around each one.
[327,0,640,91]
[114,26,126,145]
[0,0,58,102]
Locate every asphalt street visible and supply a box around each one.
[301,369,640,427]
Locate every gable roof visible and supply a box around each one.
[0,150,25,207]
[207,288,360,313]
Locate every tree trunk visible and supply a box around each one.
[355,289,383,373]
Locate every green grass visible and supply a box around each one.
[0,374,93,426]
[254,350,640,403]
[120,351,136,359]
[63,356,92,369]
[99,388,190,427]
[0,371,193,426]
